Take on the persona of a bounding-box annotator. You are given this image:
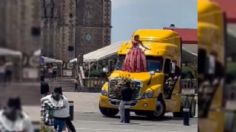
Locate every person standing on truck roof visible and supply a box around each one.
[119,81,133,123]
[122,35,150,72]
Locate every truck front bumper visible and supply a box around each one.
[99,95,156,111]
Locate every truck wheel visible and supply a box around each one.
[99,107,119,117]
[173,112,183,117]
[190,99,196,118]
[147,99,165,119]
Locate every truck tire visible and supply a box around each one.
[99,106,119,117]
[173,111,183,117]
[147,99,165,119]
[135,111,145,116]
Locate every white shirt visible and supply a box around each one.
[41,95,70,118]
[0,65,6,74]
[0,110,34,132]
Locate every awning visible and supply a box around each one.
[182,46,198,63]
[41,56,63,64]
[70,41,125,63]
[0,48,22,57]
[33,49,41,56]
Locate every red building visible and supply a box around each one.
[164,27,197,64]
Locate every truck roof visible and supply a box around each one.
[118,29,181,58]
[198,0,221,18]
[132,29,180,43]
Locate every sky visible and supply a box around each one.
[111,0,197,43]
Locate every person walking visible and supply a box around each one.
[0,97,34,132]
[74,77,79,92]
[41,87,76,132]
[119,81,133,123]
[40,76,50,97]
[183,96,191,126]
[0,59,6,83]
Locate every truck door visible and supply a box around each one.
[163,59,179,99]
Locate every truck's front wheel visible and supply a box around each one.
[147,99,165,119]
[99,107,119,117]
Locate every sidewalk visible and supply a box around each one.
[64,92,100,113]
[23,105,41,122]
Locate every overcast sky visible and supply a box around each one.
[111,0,197,42]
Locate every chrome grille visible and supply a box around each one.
[108,79,142,100]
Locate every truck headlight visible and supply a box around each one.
[143,90,154,98]
[101,90,108,96]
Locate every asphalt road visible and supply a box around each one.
[63,92,197,132]
[73,112,197,132]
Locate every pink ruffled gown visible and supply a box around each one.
[122,41,147,72]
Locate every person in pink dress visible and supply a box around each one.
[122,35,150,72]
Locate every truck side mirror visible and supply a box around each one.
[102,67,108,73]
[149,71,155,76]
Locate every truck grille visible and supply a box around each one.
[108,79,142,100]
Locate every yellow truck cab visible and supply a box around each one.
[198,0,225,132]
[99,29,196,118]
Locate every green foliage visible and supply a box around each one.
[40,124,54,132]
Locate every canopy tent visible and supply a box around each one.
[70,41,198,63]
[70,41,124,63]
[182,46,198,64]
[33,49,41,56]
[41,56,63,64]
[0,48,22,57]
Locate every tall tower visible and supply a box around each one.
[3,0,41,56]
[41,0,112,61]
[75,0,112,56]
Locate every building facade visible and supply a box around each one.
[41,0,112,61]
[0,0,41,56]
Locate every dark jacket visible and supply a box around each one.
[41,81,49,95]
[121,87,133,101]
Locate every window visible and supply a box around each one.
[31,27,41,36]
[115,55,163,72]
[198,48,207,74]
[146,56,163,72]
[115,55,125,70]
[164,59,171,74]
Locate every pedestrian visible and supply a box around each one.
[74,77,79,92]
[40,76,50,97]
[53,67,57,80]
[183,96,191,126]
[41,87,76,132]
[0,58,6,83]
[0,97,34,132]
[119,81,133,123]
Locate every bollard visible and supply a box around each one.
[69,101,74,121]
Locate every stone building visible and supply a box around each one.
[41,0,112,62]
[0,0,41,56]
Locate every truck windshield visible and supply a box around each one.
[115,55,163,72]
